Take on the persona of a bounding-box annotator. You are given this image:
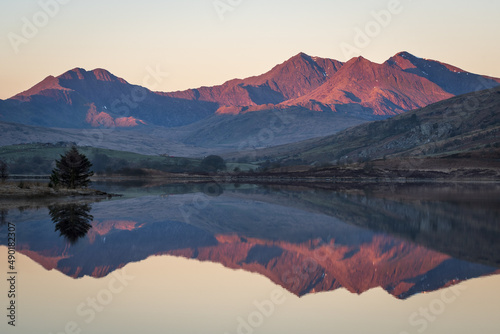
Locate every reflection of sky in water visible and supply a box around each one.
[2,248,499,334]
[0,183,499,333]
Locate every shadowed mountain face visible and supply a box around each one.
[1,183,498,299]
[0,52,498,131]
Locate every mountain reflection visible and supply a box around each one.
[49,203,93,244]
[1,182,499,299]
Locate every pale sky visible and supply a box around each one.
[1,0,499,99]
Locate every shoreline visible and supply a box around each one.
[0,182,121,210]
[2,167,499,200]
[91,171,500,184]
[1,175,499,211]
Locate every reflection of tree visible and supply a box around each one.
[49,204,93,244]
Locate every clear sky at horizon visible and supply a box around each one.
[1,0,499,99]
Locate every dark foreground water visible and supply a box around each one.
[1,182,499,334]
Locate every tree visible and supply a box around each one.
[0,160,8,181]
[50,147,94,189]
[199,155,226,173]
[49,171,60,188]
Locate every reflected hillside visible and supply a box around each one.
[0,182,499,299]
[226,183,500,267]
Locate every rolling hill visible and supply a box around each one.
[0,121,212,156]
[0,143,205,175]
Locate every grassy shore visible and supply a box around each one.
[93,163,500,184]
[0,181,115,199]
[0,181,120,210]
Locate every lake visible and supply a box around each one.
[1,181,499,334]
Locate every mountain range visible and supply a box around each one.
[0,51,499,159]
[1,52,499,130]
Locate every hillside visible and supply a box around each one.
[229,86,500,170]
[0,143,204,175]
[0,121,213,156]
[173,106,369,149]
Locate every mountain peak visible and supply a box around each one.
[59,68,87,80]
[355,55,368,63]
[294,52,311,58]
[385,52,500,95]
[12,75,68,100]
[91,68,127,83]
[385,52,419,70]
[394,51,417,59]
[57,68,128,84]
[343,55,374,67]
[290,52,339,66]
[286,52,315,64]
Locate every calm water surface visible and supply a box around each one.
[1,182,499,334]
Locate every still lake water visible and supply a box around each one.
[1,182,499,334]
